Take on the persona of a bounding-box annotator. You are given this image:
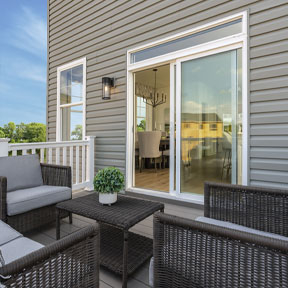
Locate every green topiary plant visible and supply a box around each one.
[93,167,124,194]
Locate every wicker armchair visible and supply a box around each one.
[0,224,99,288]
[153,182,288,288]
[0,162,72,233]
[204,181,288,236]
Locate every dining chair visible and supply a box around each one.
[162,149,170,168]
[138,131,162,172]
[134,132,139,168]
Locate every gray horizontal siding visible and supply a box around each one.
[249,0,288,188]
[250,136,288,147]
[48,0,288,188]
[251,147,288,159]
[251,159,288,172]
[251,112,288,125]
[251,87,288,102]
[251,100,288,113]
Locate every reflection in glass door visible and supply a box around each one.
[179,50,242,194]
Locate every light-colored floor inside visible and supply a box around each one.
[25,190,203,288]
[135,168,170,192]
[134,156,230,194]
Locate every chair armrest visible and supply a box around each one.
[153,212,288,288]
[204,181,288,236]
[0,176,7,222]
[0,224,99,287]
[41,163,72,188]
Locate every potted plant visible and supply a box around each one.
[93,167,124,205]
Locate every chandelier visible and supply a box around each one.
[135,69,167,108]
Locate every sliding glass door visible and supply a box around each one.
[131,49,243,198]
[177,49,242,194]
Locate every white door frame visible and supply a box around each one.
[169,62,176,196]
[126,12,248,204]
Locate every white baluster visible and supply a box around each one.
[63,147,67,165]
[22,149,27,155]
[76,145,79,184]
[12,150,17,156]
[48,148,52,164]
[56,147,60,165]
[40,148,45,163]
[86,145,89,182]
[87,136,95,190]
[82,144,85,183]
[70,146,73,184]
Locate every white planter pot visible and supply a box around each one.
[99,193,117,205]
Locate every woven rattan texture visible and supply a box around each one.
[0,224,99,288]
[154,212,288,288]
[7,204,69,233]
[41,163,72,188]
[57,193,164,229]
[0,163,72,233]
[0,176,7,222]
[100,224,153,275]
[204,182,288,236]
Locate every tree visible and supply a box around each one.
[2,122,16,142]
[15,123,26,142]
[137,119,146,131]
[23,123,46,143]
[0,122,46,143]
[71,125,82,140]
[0,129,5,138]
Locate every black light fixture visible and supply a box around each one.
[102,77,115,100]
[142,69,167,108]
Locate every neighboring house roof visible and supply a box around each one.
[182,113,222,122]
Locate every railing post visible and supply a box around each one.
[0,138,10,157]
[86,136,95,190]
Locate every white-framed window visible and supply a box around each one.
[56,58,86,141]
[136,96,146,131]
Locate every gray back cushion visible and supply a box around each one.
[0,154,43,192]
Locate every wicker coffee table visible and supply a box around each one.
[56,193,164,288]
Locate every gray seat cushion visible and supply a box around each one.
[7,185,72,216]
[195,216,288,241]
[0,237,43,266]
[0,155,43,192]
[0,221,22,246]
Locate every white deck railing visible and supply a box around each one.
[0,136,95,191]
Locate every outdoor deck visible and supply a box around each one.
[25,190,203,288]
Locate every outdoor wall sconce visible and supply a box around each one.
[102,77,115,100]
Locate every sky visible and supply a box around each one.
[0,1,47,126]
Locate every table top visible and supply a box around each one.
[56,193,164,230]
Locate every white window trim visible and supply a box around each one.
[128,11,247,69]
[126,11,248,204]
[56,57,86,142]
